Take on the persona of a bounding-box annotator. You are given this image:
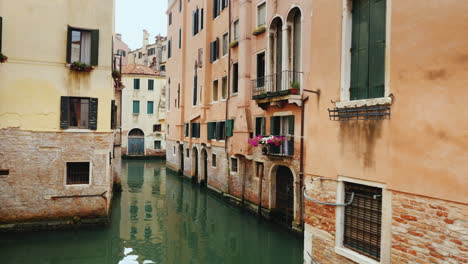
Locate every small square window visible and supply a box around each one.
[154,141,161,149]
[231,158,238,173]
[212,154,217,167]
[153,124,162,132]
[66,162,90,185]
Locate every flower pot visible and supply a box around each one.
[290,88,299,95]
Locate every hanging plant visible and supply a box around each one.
[248,135,285,147]
[69,61,94,72]
[112,70,125,89]
[252,26,266,36]
[229,41,239,48]
[0,53,8,63]
[112,70,121,79]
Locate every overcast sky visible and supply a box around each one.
[116,0,168,50]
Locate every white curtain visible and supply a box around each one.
[81,31,92,64]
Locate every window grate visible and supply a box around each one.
[66,162,90,185]
[328,105,390,121]
[344,182,382,261]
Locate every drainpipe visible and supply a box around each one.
[258,163,263,217]
[299,96,309,228]
[225,0,232,194]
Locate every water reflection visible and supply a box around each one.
[0,160,302,264]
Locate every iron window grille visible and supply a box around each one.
[328,105,391,121]
[344,182,383,261]
[66,162,90,185]
[212,154,217,167]
[231,158,238,172]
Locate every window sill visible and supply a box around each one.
[334,247,380,264]
[61,129,93,133]
[335,97,392,108]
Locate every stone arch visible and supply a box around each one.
[128,128,145,155]
[286,6,303,79]
[269,163,299,226]
[200,147,208,186]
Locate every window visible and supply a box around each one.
[167,79,171,111]
[147,101,154,114]
[133,100,140,114]
[186,148,190,158]
[200,8,204,30]
[222,32,228,56]
[221,76,227,99]
[148,48,155,56]
[184,123,189,137]
[198,48,203,67]
[232,63,239,93]
[179,0,182,12]
[255,117,266,136]
[60,97,98,130]
[111,100,117,129]
[193,9,199,36]
[191,123,201,138]
[67,27,99,65]
[221,0,228,10]
[210,38,220,62]
[167,124,170,135]
[117,49,126,57]
[153,124,162,132]
[207,122,216,140]
[212,154,217,167]
[193,74,198,106]
[216,121,226,140]
[226,119,234,137]
[168,38,172,58]
[66,162,90,185]
[154,141,161,150]
[350,0,386,100]
[134,79,140,89]
[213,0,220,19]
[257,2,266,27]
[148,79,154,90]
[257,52,266,87]
[138,52,142,59]
[168,12,172,25]
[230,157,238,173]
[179,28,182,48]
[233,20,239,41]
[255,162,264,178]
[269,115,294,156]
[212,80,219,101]
[343,182,382,261]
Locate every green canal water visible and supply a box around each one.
[0,160,303,264]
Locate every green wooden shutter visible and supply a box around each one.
[134,79,140,89]
[148,80,154,90]
[270,116,280,135]
[261,117,266,136]
[350,0,370,100]
[60,96,70,129]
[226,119,234,137]
[133,101,140,114]
[288,116,295,155]
[207,122,214,139]
[90,30,99,66]
[89,98,98,130]
[0,17,3,53]
[147,101,154,114]
[66,26,72,63]
[368,0,386,99]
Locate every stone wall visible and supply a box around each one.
[303,177,468,264]
[0,128,114,223]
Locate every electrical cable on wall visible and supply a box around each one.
[303,188,355,207]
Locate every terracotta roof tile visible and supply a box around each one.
[122,64,160,76]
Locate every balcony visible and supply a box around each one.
[261,136,294,157]
[252,71,303,108]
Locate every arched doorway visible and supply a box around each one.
[178,144,184,175]
[200,149,208,186]
[275,165,294,225]
[287,7,302,81]
[128,128,144,155]
[192,147,199,182]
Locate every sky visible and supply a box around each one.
[115,0,168,50]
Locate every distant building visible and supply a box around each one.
[121,64,166,157]
[0,0,118,228]
[114,33,130,65]
[128,30,167,73]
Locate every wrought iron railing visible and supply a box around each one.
[261,136,294,157]
[252,70,303,99]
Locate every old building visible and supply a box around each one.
[121,64,166,157]
[114,33,131,66]
[0,0,118,228]
[128,30,168,73]
[166,0,467,263]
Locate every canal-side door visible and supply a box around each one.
[128,128,145,155]
[276,166,294,224]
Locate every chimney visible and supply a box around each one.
[143,30,150,46]
[115,33,122,41]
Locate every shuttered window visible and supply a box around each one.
[133,101,140,114]
[210,38,220,62]
[226,119,234,137]
[213,0,220,19]
[344,182,382,261]
[184,123,189,137]
[148,79,154,90]
[233,20,239,41]
[147,101,154,114]
[66,27,99,66]
[269,115,294,156]
[350,0,386,100]
[134,79,140,89]
[60,96,98,130]
[207,122,216,140]
[255,117,266,136]
[191,123,201,138]
[216,121,226,140]
[257,2,266,27]
[232,63,239,93]
[193,75,198,105]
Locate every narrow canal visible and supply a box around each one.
[0,160,303,264]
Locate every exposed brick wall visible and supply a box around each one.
[0,129,114,223]
[391,191,468,264]
[304,178,337,235]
